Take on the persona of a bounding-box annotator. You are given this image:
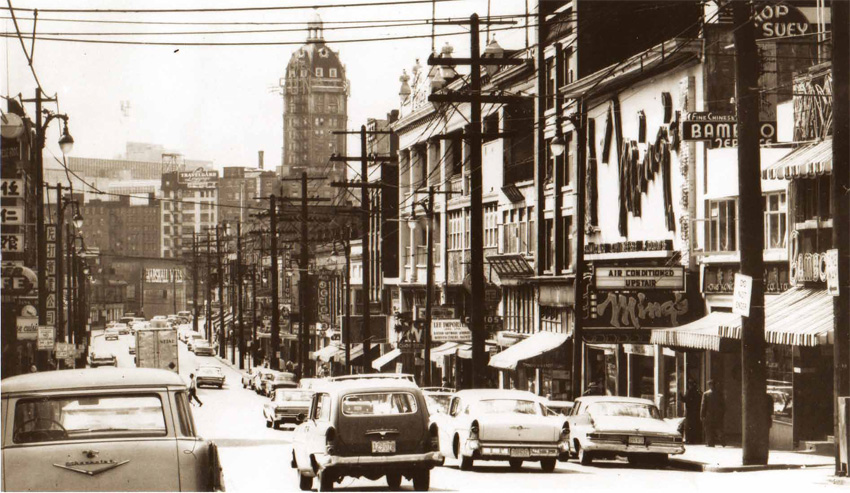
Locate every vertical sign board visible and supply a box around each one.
[37,326,55,350]
[45,224,57,328]
[732,273,753,317]
[826,249,839,296]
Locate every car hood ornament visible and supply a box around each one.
[54,459,130,476]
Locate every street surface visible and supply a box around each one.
[94,332,844,492]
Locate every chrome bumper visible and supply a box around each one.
[315,451,444,471]
[582,439,685,455]
[465,440,568,460]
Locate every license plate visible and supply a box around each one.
[628,436,645,445]
[371,440,396,454]
[509,448,531,458]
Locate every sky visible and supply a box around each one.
[2,0,531,171]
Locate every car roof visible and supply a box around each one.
[454,388,543,401]
[1,368,186,394]
[575,396,657,406]
[317,377,420,394]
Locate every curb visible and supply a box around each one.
[668,458,834,473]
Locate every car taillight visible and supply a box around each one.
[326,427,337,455]
[429,424,440,452]
[469,421,480,441]
[560,422,569,441]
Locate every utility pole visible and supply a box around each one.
[573,101,588,400]
[270,195,281,371]
[230,253,237,365]
[237,221,245,370]
[428,13,525,388]
[732,1,768,466]
[300,173,310,378]
[831,0,850,477]
[423,186,435,387]
[206,229,213,342]
[192,232,199,335]
[171,266,178,315]
[331,128,396,371]
[52,184,66,344]
[343,226,352,375]
[66,223,73,350]
[251,262,258,368]
[216,225,225,359]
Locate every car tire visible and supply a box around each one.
[273,422,280,430]
[318,471,334,491]
[508,459,523,470]
[412,469,430,491]
[386,473,402,490]
[266,419,272,428]
[298,472,312,491]
[459,454,474,471]
[577,445,593,466]
[540,458,556,472]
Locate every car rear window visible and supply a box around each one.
[275,390,313,402]
[13,394,167,444]
[586,402,662,420]
[478,399,543,415]
[342,392,418,416]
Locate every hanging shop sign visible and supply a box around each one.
[1,233,24,253]
[826,249,839,296]
[681,113,777,148]
[416,305,456,320]
[1,263,37,296]
[753,2,810,40]
[431,319,472,343]
[315,275,332,324]
[16,316,38,340]
[703,263,790,295]
[585,290,689,330]
[145,268,184,283]
[594,266,684,290]
[584,240,672,255]
[789,251,829,286]
[1,206,23,225]
[0,178,24,198]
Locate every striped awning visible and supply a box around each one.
[313,344,343,362]
[652,288,833,350]
[372,348,402,370]
[761,138,832,180]
[650,311,740,351]
[488,331,569,370]
[429,342,463,362]
[719,288,834,346]
[211,311,234,331]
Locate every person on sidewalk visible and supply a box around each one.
[684,379,702,444]
[701,380,725,447]
[188,373,204,407]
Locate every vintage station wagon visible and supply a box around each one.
[1,368,224,491]
[291,375,442,491]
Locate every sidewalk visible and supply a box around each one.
[668,444,835,472]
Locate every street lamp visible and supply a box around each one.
[58,121,75,154]
[72,212,84,229]
[549,134,566,157]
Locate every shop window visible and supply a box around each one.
[766,345,793,424]
[540,306,564,333]
[545,57,556,111]
[763,191,787,250]
[544,219,555,272]
[705,198,737,252]
[561,216,572,273]
[448,211,463,251]
[794,176,832,223]
[484,205,498,248]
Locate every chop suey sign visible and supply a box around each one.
[753,3,810,40]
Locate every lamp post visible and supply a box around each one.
[52,184,83,347]
[23,87,74,370]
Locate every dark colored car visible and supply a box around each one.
[291,375,443,491]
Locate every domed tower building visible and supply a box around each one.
[280,12,349,198]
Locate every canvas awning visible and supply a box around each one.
[429,342,463,362]
[313,344,343,362]
[650,311,740,351]
[350,344,381,366]
[651,288,833,350]
[211,311,234,331]
[488,331,569,370]
[372,348,402,370]
[761,138,832,180]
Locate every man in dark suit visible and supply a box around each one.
[684,379,702,444]
[700,380,725,447]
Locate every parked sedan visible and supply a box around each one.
[291,376,442,491]
[195,366,225,389]
[193,340,215,357]
[0,368,224,491]
[433,389,569,472]
[263,371,298,396]
[565,396,684,466]
[263,389,313,429]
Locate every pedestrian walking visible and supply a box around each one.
[188,373,204,407]
[700,380,724,447]
[684,379,702,444]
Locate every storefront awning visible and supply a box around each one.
[211,311,234,330]
[719,288,834,347]
[313,344,343,362]
[487,254,534,278]
[652,288,834,350]
[372,348,402,370]
[488,331,569,370]
[650,311,740,351]
[761,138,832,180]
[350,344,381,366]
[429,342,463,362]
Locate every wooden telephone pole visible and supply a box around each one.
[428,13,526,388]
[331,126,396,372]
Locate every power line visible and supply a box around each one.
[6,0,44,91]
[0,0,463,15]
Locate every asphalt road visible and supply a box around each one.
[99,332,843,492]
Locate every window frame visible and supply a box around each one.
[705,198,738,253]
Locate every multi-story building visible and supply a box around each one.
[280,12,349,199]
[218,166,280,227]
[160,168,219,259]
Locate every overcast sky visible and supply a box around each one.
[3,0,531,171]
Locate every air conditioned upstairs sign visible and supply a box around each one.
[595,266,685,291]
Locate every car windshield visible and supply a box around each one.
[586,402,662,420]
[13,395,167,444]
[274,390,312,402]
[425,394,451,414]
[477,399,542,415]
[274,373,295,383]
[342,392,418,416]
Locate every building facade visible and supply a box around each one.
[160,168,219,259]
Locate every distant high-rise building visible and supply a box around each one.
[280,12,349,198]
